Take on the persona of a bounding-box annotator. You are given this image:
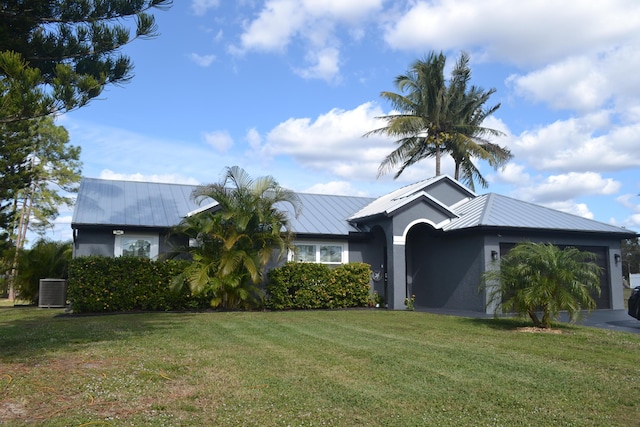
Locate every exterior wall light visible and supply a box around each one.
[491,250,499,261]
[113,230,124,235]
[614,254,621,264]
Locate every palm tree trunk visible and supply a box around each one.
[435,134,441,176]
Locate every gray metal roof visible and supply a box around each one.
[349,175,473,221]
[72,178,201,228]
[72,178,374,236]
[73,177,633,237]
[286,193,374,235]
[443,193,632,235]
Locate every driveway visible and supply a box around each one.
[416,307,640,334]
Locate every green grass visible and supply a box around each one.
[1,307,639,426]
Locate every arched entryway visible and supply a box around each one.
[405,222,439,308]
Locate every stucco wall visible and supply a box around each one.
[407,225,486,311]
[483,231,624,310]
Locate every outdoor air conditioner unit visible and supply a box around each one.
[38,279,68,308]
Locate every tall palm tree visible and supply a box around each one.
[444,53,511,190]
[482,242,602,328]
[172,166,301,309]
[367,51,448,178]
[367,51,510,190]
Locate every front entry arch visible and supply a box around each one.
[405,222,438,309]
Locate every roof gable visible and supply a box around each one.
[349,175,474,221]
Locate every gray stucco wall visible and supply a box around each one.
[407,225,486,311]
[483,231,625,310]
[73,227,184,260]
[426,180,472,206]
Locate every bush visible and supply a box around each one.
[13,239,72,305]
[67,256,212,313]
[265,262,371,310]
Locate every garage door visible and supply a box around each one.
[499,243,610,309]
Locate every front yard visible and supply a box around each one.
[1,307,638,426]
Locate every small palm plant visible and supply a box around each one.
[172,166,301,310]
[482,242,602,328]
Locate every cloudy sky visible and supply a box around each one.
[50,0,640,241]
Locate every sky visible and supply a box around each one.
[47,0,640,241]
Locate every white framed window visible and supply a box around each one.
[290,242,348,264]
[114,233,159,260]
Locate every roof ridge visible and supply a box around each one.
[82,176,199,187]
[477,193,493,225]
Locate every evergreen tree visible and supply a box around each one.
[0,0,172,123]
[1,117,81,299]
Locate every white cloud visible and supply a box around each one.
[543,201,594,219]
[490,163,531,186]
[508,45,640,113]
[99,169,200,185]
[382,0,640,66]
[294,47,341,82]
[203,130,234,153]
[230,0,383,80]
[236,0,307,53]
[510,114,640,172]
[191,0,220,16]
[189,53,216,67]
[304,181,369,196]
[515,172,621,204]
[245,128,263,151]
[260,102,395,180]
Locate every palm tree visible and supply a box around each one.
[367,51,510,190]
[482,242,602,328]
[444,53,511,190]
[172,166,301,309]
[368,51,448,178]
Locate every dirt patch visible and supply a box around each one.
[516,326,563,334]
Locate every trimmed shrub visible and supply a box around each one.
[67,256,212,313]
[265,262,371,310]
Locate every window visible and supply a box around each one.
[290,242,347,264]
[114,233,159,259]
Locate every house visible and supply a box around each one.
[72,175,636,313]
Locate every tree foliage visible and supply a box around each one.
[171,166,302,310]
[367,51,511,190]
[0,0,172,123]
[622,237,640,279]
[11,238,72,304]
[0,120,34,250]
[0,117,81,298]
[482,242,602,328]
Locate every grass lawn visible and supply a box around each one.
[1,307,639,426]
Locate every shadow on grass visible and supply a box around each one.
[0,307,197,362]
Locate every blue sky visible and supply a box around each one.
[48,0,640,241]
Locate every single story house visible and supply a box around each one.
[71,175,636,313]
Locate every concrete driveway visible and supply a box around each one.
[416,307,640,334]
[568,309,640,334]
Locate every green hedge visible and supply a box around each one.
[265,262,371,310]
[67,257,212,313]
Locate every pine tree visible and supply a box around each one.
[0,0,172,123]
